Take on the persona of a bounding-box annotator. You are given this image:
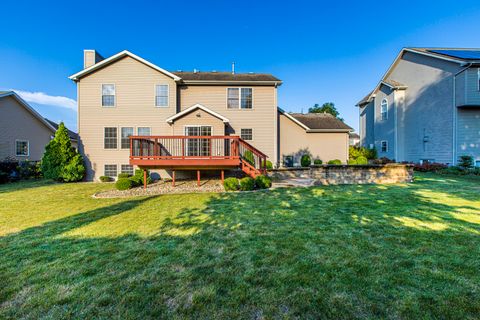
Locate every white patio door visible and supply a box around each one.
[185,126,212,156]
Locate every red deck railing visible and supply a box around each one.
[129,135,267,174]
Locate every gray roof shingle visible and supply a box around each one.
[173,72,281,82]
[289,112,352,131]
[45,119,78,141]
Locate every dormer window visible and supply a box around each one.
[102,84,115,107]
[381,98,388,120]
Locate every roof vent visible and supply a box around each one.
[231,62,235,75]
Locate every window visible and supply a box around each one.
[240,128,253,141]
[227,87,253,109]
[15,140,29,156]
[121,127,134,149]
[477,68,480,91]
[381,140,388,153]
[227,88,239,108]
[381,99,388,120]
[475,160,480,168]
[104,127,117,149]
[155,85,169,107]
[102,84,115,107]
[104,164,117,177]
[121,164,134,175]
[137,127,151,136]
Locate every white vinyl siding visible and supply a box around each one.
[155,84,169,107]
[102,84,115,107]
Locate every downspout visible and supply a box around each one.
[452,63,471,165]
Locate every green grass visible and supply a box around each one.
[0,173,479,319]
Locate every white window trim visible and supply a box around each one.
[121,164,134,175]
[154,84,169,108]
[381,140,388,153]
[104,164,118,178]
[103,126,119,150]
[15,139,29,157]
[226,87,254,110]
[101,83,116,107]
[137,127,152,136]
[120,127,134,149]
[381,98,388,120]
[240,128,254,141]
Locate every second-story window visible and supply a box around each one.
[155,85,169,107]
[381,98,388,120]
[102,84,115,107]
[227,88,253,109]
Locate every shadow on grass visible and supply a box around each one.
[0,179,58,194]
[0,173,479,319]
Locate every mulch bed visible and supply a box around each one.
[93,179,225,198]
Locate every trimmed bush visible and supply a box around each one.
[116,178,133,191]
[61,154,86,182]
[118,172,131,179]
[301,154,311,167]
[255,175,272,189]
[458,155,474,169]
[131,169,152,186]
[313,159,323,165]
[349,146,377,161]
[356,156,368,165]
[348,159,357,165]
[99,176,112,182]
[263,160,273,170]
[328,159,342,165]
[239,177,255,191]
[223,177,239,191]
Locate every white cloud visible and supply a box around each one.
[12,89,77,111]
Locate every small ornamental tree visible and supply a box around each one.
[41,122,85,182]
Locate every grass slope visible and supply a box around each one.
[0,174,479,319]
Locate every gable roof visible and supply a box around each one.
[45,119,78,141]
[174,72,281,84]
[69,50,182,81]
[0,91,57,133]
[165,104,230,124]
[279,108,352,132]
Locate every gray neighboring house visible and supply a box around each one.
[0,91,77,161]
[357,48,480,166]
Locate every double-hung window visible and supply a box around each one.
[104,127,117,149]
[102,84,115,107]
[104,164,117,178]
[381,99,388,120]
[137,127,151,136]
[227,88,253,109]
[16,140,29,156]
[240,129,253,141]
[121,164,134,175]
[155,85,169,107]
[381,140,388,153]
[121,127,134,149]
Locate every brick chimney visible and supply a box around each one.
[83,50,104,69]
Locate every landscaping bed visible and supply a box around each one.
[94,178,225,198]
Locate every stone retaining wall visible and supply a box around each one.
[268,164,413,185]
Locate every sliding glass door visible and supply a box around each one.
[185,126,212,157]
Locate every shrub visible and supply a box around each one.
[263,160,273,170]
[348,159,357,165]
[223,177,239,191]
[356,156,368,165]
[349,146,377,161]
[301,154,311,167]
[17,160,41,180]
[41,122,85,182]
[255,175,272,189]
[99,176,112,182]
[131,169,152,186]
[328,159,342,165]
[313,159,323,165]
[239,177,255,191]
[243,150,255,166]
[118,172,131,179]
[115,178,133,191]
[413,162,447,172]
[458,155,474,169]
[371,157,395,165]
[438,166,466,175]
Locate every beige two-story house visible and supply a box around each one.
[70,50,351,181]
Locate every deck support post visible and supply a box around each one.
[143,169,147,190]
[221,170,224,183]
[197,170,201,187]
[172,170,175,187]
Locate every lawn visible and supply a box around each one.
[0,174,479,319]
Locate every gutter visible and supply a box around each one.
[452,63,472,165]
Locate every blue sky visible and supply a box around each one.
[1,0,480,132]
